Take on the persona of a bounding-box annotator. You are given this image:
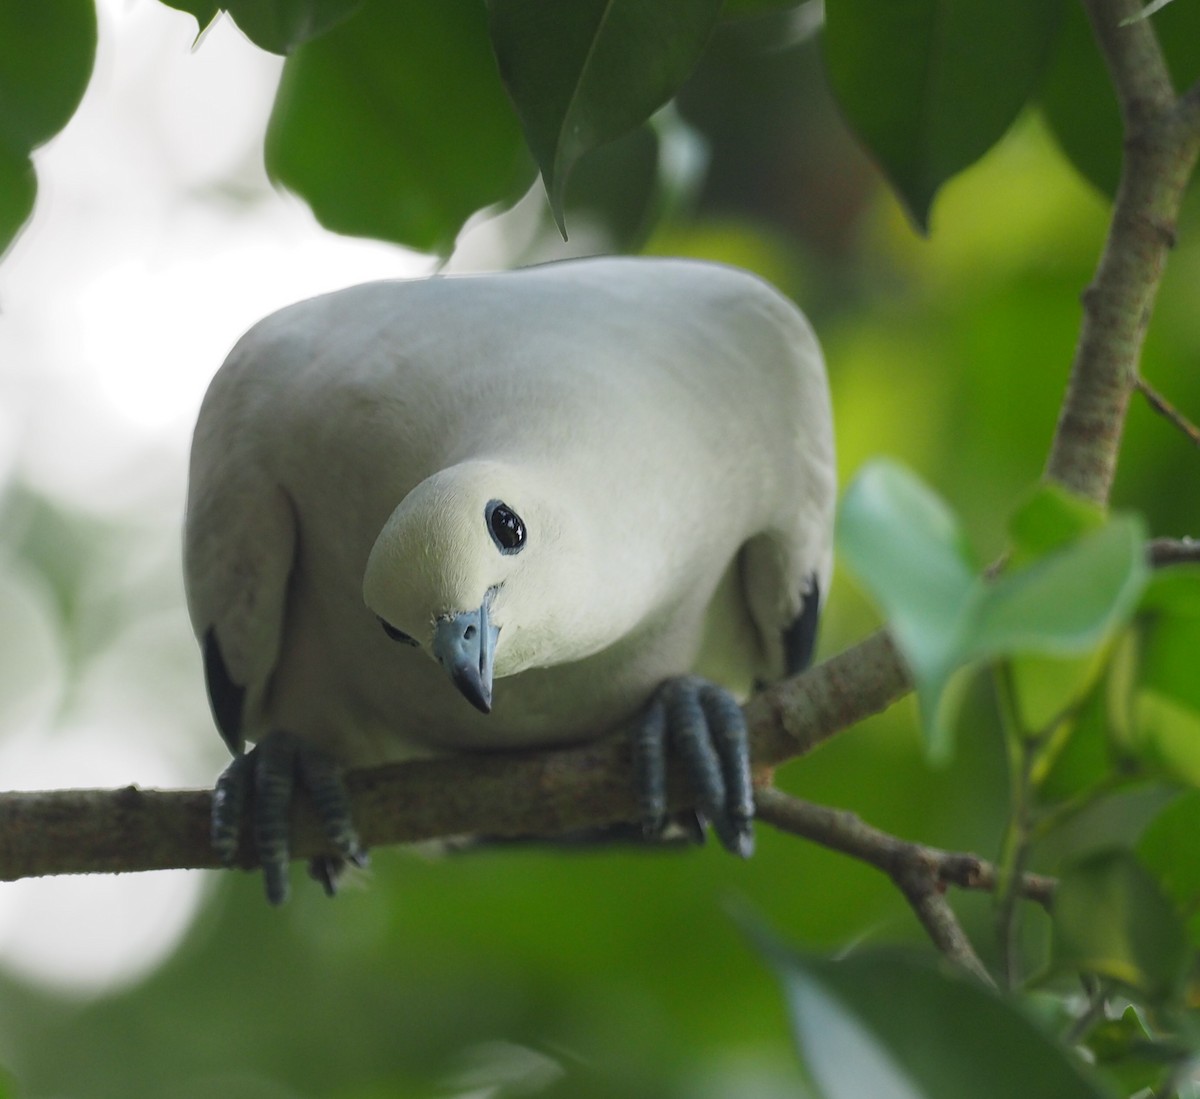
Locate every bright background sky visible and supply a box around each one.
[0,0,439,995]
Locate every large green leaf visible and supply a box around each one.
[156,0,222,35]
[1138,792,1200,928]
[1085,1007,1172,1097]
[721,0,806,16]
[752,938,1112,1099]
[822,0,1065,232]
[266,0,535,254]
[0,0,95,154]
[0,0,96,255]
[1008,484,1106,565]
[1039,0,1200,197]
[968,517,1147,658]
[488,0,723,235]
[1121,568,1200,786]
[839,462,1148,758]
[1050,849,1189,1003]
[160,0,376,52]
[836,460,976,754]
[224,0,364,54]
[0,148,34,256]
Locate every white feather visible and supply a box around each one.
[184,258,835,764]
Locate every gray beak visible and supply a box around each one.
[431,598,499,714]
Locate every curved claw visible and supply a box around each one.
[631,676,755,858]
[210,730,367,905]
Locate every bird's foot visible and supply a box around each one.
[211,729,367,905]
[631,676,754,858]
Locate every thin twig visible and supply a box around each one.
[1063,977,1110,1047]
[992,667,1037,992]
[1148,536,1200,567]
[755,786,1058,984]
[752,786,1056,909]
[1137,376,1200,448]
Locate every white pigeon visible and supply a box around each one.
[184,257,835,903]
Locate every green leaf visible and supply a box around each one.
[0,147,34,257]
[1140,565,1200,617]
[0,0,96,154]
[1138,792,1200,921]
[156,0,222,35]
[555,124,662,251]
[224,0,364,54]
[1125,569,1200,785]
[838,462,1147,759]
[1010,651,1107,737]
[967,516,1148,660]
[1133,690,1200,786]
[1137,578,1200,712]
[1125,0,1180,22]
[837,461,977,755]
[1050,849,1189,1002]
[488,0,723,235]
[266,0,535,254]
[822,0,1064,232]
[836,459,977,670]
[753,940,1112,1099]
[0,0,96,254]
[161,0,366,51]
[1039,0,1200,197]
[1085,1007,1171,1096]
[1032,673,1118,802]
[1008,484,1106,566]
[721,0,806,15]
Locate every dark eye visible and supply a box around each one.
[378,617,418,646]
[486,500,526,554]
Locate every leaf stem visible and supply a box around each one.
[1137,376,1200,449]
[992,663,1037,991]
[1062,976,1109,1047]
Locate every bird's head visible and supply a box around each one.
[363,460,591,714]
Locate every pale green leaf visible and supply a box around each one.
[967,516,1148,660]
[839,463,1147,759]
[750,935,1112,1099]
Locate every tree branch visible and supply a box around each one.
[4,0,1197,910]
[0,630,913,881]
[1148,536,1200,567]
[4,530,1196,886]
[755,786,1057,983]
[1044,0,1200,504]
[1137,376,1200,449]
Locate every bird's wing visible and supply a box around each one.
[183,373,298,755]
[683,265,835,685]
[482,258,837,690]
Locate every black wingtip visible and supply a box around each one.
[782,575,822,676]
[203,627,247,754]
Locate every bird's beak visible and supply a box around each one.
[431,597,499,714]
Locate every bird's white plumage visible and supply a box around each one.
[184,257,834,766]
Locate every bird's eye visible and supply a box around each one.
[378,617,418,646]
[486,500,526,554]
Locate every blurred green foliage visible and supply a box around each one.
[3,0,1200,1096]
